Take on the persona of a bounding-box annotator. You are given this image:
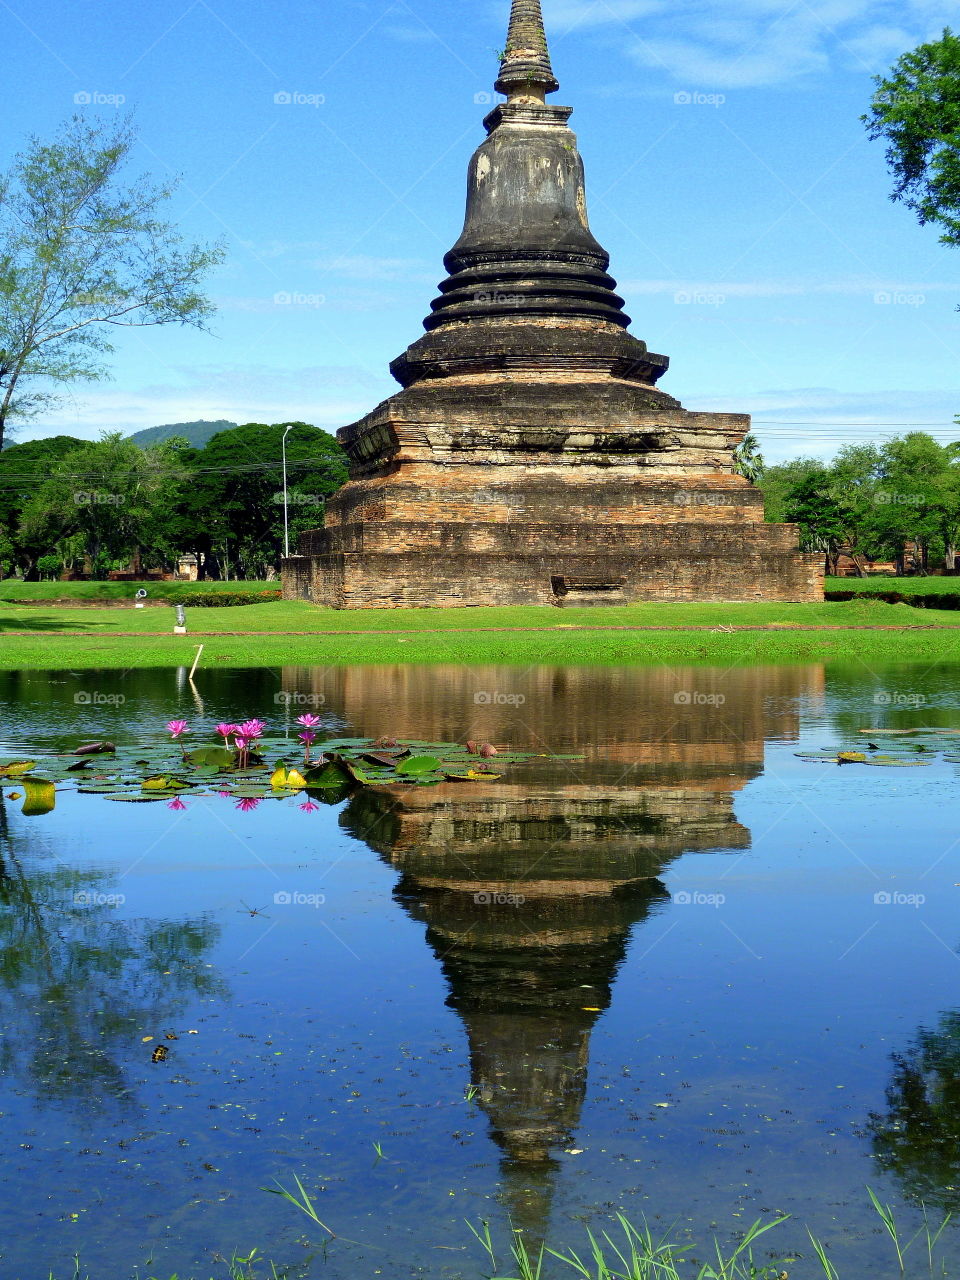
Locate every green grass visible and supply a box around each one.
[825,575,960,595]
[2,596,960,669]
[0,579,278,602]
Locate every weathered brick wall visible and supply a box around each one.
[283,369,824,609]
[303,544,822,609]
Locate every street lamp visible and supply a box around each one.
[281,424,294,559]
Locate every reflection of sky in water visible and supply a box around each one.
[1,662,960,1276]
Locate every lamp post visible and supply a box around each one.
[281,424,294,559]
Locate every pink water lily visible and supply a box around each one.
[235,797,261,812]
[298,728,317,764]
[299,800,320,813]
[296,713,322,729]
[166,720,189,739]
[239,719,266,740]
[215,722,240,742]
[167,797,188,811]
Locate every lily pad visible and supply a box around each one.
[396,755,443,776]
[0,760,37,776]
[20,777,56,816]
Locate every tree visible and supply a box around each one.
[732,432,764,483]
[874,433,955,572]
[0,434,83,577]
[19,432,185,576]
[758,456,826,523]
[863,28,960,246]
[0,116,224,449]
[782,467,848,575]
[172,422,348,579]
[868,1012,960,1211]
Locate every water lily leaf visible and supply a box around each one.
[305,759,353,787]
[0,760,37,776]
[20,777,55,816]
[396,755,443,776]
[343,761,372,784]
[106,793,169,802]
[185,745,235,768]
[865,752,931,762]
[142,774,189,791]
[837,751,867,763]
[270,766,308,790]
[443,769,502,781]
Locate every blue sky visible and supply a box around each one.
[3,0,959,462]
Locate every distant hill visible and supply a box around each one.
[128,420,239,449]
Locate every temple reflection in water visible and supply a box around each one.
[293,663,823,1237]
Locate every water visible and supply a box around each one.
[2,662,960,1277]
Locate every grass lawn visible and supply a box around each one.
[824,575,960,595]
[3,595,960,669]
[0,579,278,602]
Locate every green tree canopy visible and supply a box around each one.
[172,421,348,579]
[0,115,224,448]
[863,28,960,245]
[19,431,185,577]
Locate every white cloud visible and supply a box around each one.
[540,0,949,89]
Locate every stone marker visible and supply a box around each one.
[283,0,823,608]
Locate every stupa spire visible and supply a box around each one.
[495,0,560,99]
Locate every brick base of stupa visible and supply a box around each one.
[282,378,823,609]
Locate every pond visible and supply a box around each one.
[3,660,960,1278]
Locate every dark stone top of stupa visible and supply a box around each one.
[389,0,671,395]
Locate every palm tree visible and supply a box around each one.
[733,432,765,483]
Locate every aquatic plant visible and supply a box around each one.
[0,725,581,815]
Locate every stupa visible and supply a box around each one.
[283,0,822,608]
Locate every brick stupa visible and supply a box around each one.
[283,0,822,608]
